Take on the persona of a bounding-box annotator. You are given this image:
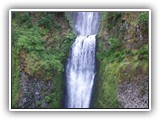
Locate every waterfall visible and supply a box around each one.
[66,12,99,108]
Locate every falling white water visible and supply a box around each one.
[66,12,99,108]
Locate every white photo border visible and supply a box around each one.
[9,9,151,111]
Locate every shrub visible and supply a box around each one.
[35,100,41,108]
[138,12,149,25]
[45,96,51,103]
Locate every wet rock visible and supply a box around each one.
[18,72,53,108]
[118,79,148,108]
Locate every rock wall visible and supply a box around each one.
[19,72,53,108]
[11,12,75,108]
[93,11,149,108]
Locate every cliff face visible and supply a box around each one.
[93,12,149,108]
[11,12,76,108]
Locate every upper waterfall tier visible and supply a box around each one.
[74,12,99,36]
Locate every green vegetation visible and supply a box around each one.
[138,12,149,33]
[11,46,20,108]
[44,96,51,103]
[11,12,75,108]
[138,12,149,25]
[93,12,149,108]
[35,100,41,108]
